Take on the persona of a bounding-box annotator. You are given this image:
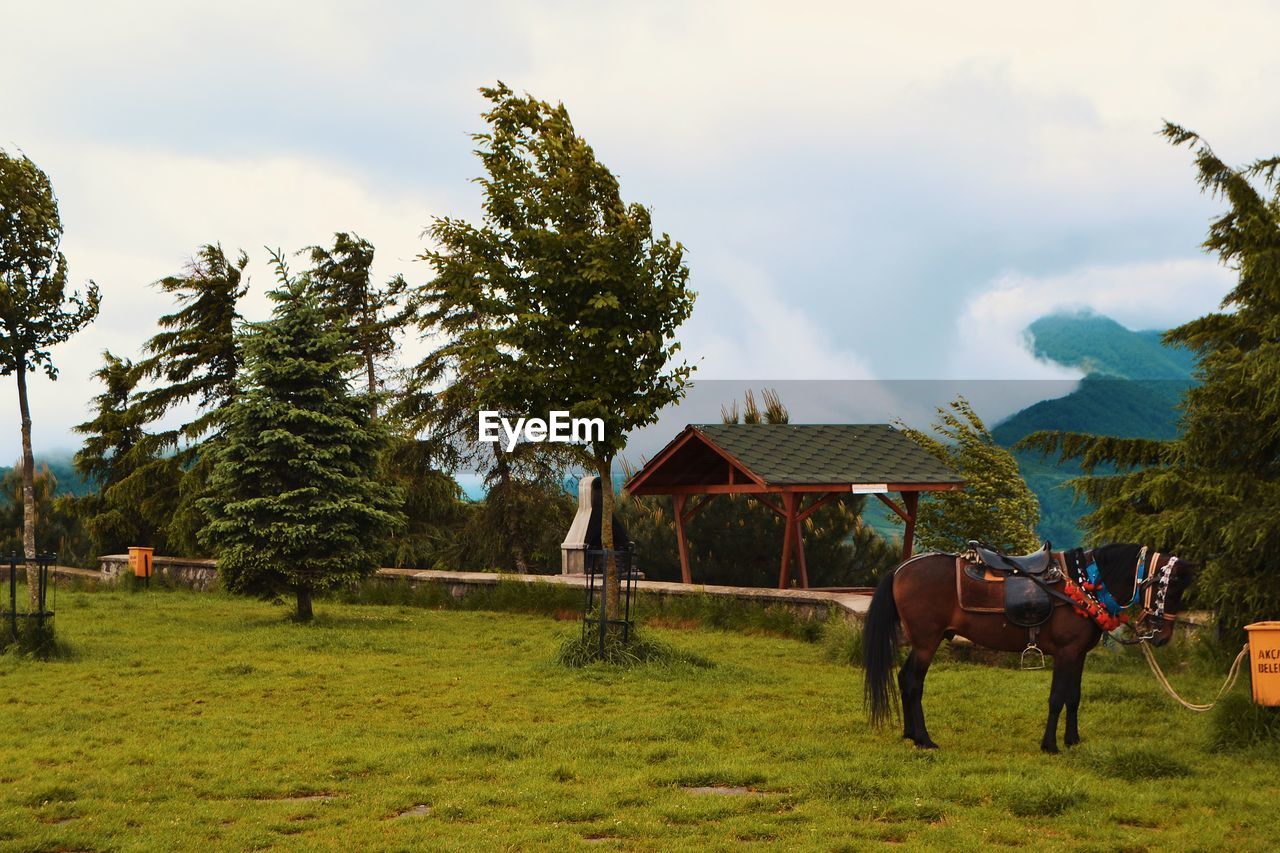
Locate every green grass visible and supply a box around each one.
[0,588,1276,851]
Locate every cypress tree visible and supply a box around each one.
[200,255,404,621]
[1023,124,1280,634]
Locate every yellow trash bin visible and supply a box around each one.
[128,546,154,580]
[1245,621,1280,707]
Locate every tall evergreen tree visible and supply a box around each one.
[0,150,100,602]
[136,243,248,553]
[421,83,695,624]
[303,232,409,418]
[201,255,404,621]
[73,351,175,555]
[1024,124,1280,634]
[898,396,1041,553]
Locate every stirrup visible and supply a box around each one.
[1020,642,1046,670]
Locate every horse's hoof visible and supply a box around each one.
[1040,742,1059,754]
[1065,738,1080,748]
[915,740,939,750]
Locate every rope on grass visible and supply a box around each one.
[1140,640,1249,712]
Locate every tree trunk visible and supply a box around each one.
[598,458,620,619]
[296,585,314,622]
[16,364,38,608]
[365,348,378,420]
[493,451,529,573]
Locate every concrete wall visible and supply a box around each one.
[99,554,218,591]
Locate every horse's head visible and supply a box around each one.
[1133,553,1196,646]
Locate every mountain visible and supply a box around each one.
[0,453,94,501]
[1027,311,1197,381]
[993,311,1197,547]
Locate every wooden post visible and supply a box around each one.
[901,491,919,561]
[674,493,693,584]
[778,492,798,589]
[794,517,810,589]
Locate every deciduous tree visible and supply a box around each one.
[0,150,100,602]
[899,396,1041,553]
[420,84,695,625]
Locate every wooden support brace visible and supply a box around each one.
[673,493,693,584]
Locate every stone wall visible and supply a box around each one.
[99,554,219,591]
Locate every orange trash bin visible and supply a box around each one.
[128,546,154,580]
[1245,621,1280,707]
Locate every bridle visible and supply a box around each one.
[1125,549,1180,643]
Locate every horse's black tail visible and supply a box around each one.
[863,569,901,727]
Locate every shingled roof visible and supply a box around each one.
[626,423,963,493]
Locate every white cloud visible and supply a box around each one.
[1,145,441,457]
[950,257,1236,378]
[682,255,876,380]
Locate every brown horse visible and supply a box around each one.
[863,544,1195,752]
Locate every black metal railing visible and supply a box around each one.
[582,547,638,657]
[3,552,56,642]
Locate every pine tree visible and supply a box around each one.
[136,243,248,553]
[0,150,100,602]
[1023,124,1280,634]
[200,255,404,621]
[303,232,409,419]
[73,351,175,555]
[898,396,1041,553]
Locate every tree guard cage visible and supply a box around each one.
[623,424,964,589]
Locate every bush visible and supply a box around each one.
[556,625,713,669]
[820,616,863,666]
[1209,693,1280,751]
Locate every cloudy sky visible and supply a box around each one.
[3,1,1276,457]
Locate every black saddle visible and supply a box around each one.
[969,540,1053,575]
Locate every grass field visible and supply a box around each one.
[0,588,1277,851]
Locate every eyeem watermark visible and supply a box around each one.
[478,411,604,452]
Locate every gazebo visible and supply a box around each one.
[623,424,963,589]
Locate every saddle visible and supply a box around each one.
[958,542,1065,628]
[968,540,1053,575]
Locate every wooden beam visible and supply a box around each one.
[778,492,799,589]
[796,491,839,523]
[681,493,715,524]
[901,491,919,562]
[628,481,965,497]
[673,493,693,584]
[753,494,786,517]
[875,492,911,524]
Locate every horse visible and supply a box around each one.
[862,543,1195,752]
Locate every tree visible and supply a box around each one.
[73,351,176,556]
[620,390,899,586]
[421,84,695,626]
[303,233,409,418]
[1022,124,1280,634]
[136,243,248,553]
[200,255,404,621]
[898,396,1041,553]
[0,150,100,602]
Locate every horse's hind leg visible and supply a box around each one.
[899,641,941,749]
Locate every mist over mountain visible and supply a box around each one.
[994,310,1197,546]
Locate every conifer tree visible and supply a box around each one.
[0,150,100,602]
[303,232,409,418]
[899,396,1041,553]
[201,255,404,621]
[136,244,248,552]
[73,351,175,555]
[1023,124,1280,633]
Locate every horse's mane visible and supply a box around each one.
[1090,543,1144,604]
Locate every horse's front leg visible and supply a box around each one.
[1062,655,1085,747]
[1040,658,1068,754]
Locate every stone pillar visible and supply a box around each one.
[560,476,597,575]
